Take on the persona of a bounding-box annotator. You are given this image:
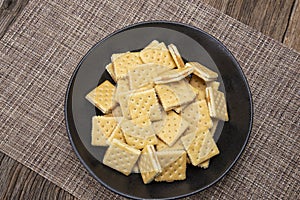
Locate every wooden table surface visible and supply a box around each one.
[0,0,299,199]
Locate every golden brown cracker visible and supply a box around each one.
[181,100,213,135]
[128,63,170,89]
[85,80,117,114]
[91,115,120,146]
[120,118,158,149]
[140,49,176,69]
[156,139,185,152]
[190,74,206,100]
[207,81,220,90]
[114,77,130,102]
[198,159,210,169]
[210,118,219,137]
[124,133,158,149]
[143,40,160,50]
[154,65,194,84]
[111,52,129,62]
[128,88,162,121]
[182,128,219,166]
[155,151,187,182]
[118,92,131,119]
[107,124,125,144]
[113,52,143,80]
[138,145,161,184]
[103,139,141,176]
[155,80,196,111]
[112,105,123,117]
[206,87,229,121]
[105,63,117,82]
[155,150,185,168]
[156,111,188,146]
[168,44,185,68]
[187,62,218,81]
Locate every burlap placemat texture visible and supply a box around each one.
[0,0,299,199]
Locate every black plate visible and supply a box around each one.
[64,21,253,199]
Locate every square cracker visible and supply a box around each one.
[155,111,189,146]
[155,151,187,182]
[187,62,218,82]
[117,91,132,119]
[155,150,185,168]
[154,65,194,84]
[189,74,206,101]
[113,52,143,80]
[181,100,213,135]
[173,103,188,114]
[120,118,158,149]
[152,109,186,150]
[180,132,195,150]
[198,159,210,169]
[207,81,220,90]
[103,139,141,176]
[105,63,116,82]
[111,52,129,62]
[181,128,219,166]
[143,40,159,49]
[156,139,185,152]
[138,145,162,184]
[155,42,168,50]
[128,88,162,121]
[112,105,123,117]
[210,118,219,137]
[206,87,229,121]
[114,77,130,102]
[107,124,125,145]
[140,48,176,69]
[152,108,167,134]
[168,44,185,68]
[91,116,120,146]
[124,133,158,150]
[143,41,168,51]
[120,117,152,134]
[155,80,196,111]
[128,63,170,89]
[118,85,154,119]
[132,163,140,173]
[117,93,130,119]
[143,40,168,50]
[85,80,117,114]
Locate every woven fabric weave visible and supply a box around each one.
[0,0,299,199]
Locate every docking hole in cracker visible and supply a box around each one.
[85,40,229,184]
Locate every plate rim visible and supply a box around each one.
[64,20,253,200]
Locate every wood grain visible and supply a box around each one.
[203,0,299,51]
[283,0,300,51]
[0,0,299,199]
[0,152,75,200]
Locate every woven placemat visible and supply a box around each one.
[0,0,299,199]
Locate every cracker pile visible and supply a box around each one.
[85,40,229,184]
